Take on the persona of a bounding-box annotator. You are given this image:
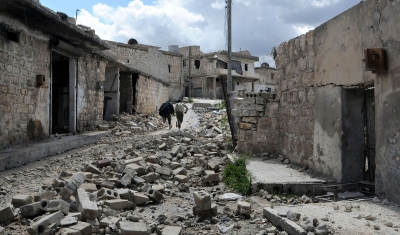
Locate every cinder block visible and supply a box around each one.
[237,201,251,218]
[162,226,182,235]
[65,221,92,235]
[119,222,148,235]
[20,202,43,218]
[117,189,134,202]
[33,191,56,202]
[133,192,149,205]
[192,203,218,218]
[11,195,33,208]
[104,199,130,210]
[60,217,78,227]
[101,181,115,189]
[27,211,64,235]
[0,206,16,222]
[170,145,182,157]
[156,167,172,176]
[97,188,120,200]
[145,188,163,203]
[256,104,265,112]
[83,164,102,174]
[80,183,97,193]
[76,189,98,220]
[202,170,220,182]
[125,163,145,176]
[123,157,144,165]
[120,173,133,186]
[174,175,188,183]
[100,216,120,228]
[193,191,211,210]
[142,172,157,183]
[256,98,266,105]
[60,172,87,200]
[40,199,70,215]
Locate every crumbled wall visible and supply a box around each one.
[234,92,279,154]
[76,54,106,132]
[136,74,169,114]
[0,19,50,150]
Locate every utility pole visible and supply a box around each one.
[227,0,232,92]
[188,46,192,98]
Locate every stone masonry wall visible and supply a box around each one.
[76,54,106,132]
[0,16,51,150]
[234,92,280,155]
[119,72,133,114]
[163,52,183,101]
[275,32,315,167]
[136,74,169,115]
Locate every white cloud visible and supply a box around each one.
[310,0,339,8]
[293,25,315,35]
[211,1,225,10]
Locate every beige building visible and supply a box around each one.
[179,46,260,99]
[254,63,276,93]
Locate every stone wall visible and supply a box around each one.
[162,51,183,101]
[136,74,169,115]
[76,54,106,132]
[234,92,280,155]
[276,32,315,167]
[0,16,51,150]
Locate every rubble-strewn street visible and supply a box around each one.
[1,103,400,235]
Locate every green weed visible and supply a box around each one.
[222,155,252,195]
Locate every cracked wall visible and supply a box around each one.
[256,0,400,203]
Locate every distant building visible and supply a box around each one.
[254,62,276,93]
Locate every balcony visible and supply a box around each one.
[208,68,260,82]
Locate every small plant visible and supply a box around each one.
[188,98,194,103]
[222,154,252,195]
[221,115,228,126]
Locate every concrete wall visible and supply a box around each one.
[162,52,183,101]
[136,74,169,114]
[76,54,106,132]
[0,15,51,150]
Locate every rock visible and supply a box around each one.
[374,225,380,230]
[193,191,211,210]
[284,159,290,164]
[237,201,251,218]
[133,192,149,205]
[365,214,376,221]
[60,217,78,227]
[385,221,393,227]
[104,199,130,210]
[0,205,16,222]
[315,224,328,235]
[202,170,219,182]
[119,222,148,235]
[162,226,182,235]
[286,210,301,221]
[382,199,390,205]
[372,197,381,203]
[60,172,87,200]
[174,175,188,183]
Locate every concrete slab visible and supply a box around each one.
[0,131,110,172]
[248,158,326,194]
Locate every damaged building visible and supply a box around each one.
[179,46,260,99]
[236,0,400,204]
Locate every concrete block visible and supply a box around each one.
[123,157,143,165]
[76,188,98,220]
[256,98,266,105]
[20,202,43,218]
[0,205,16,222]
[249,110,259,116]
[172,167,187,175]
[193,191,211,210]
[265,102,279,117]
[162,226,182,235]
[152,184,165,193]
[66,221,92,235]
[174,175,188,183]
[100,216,120,228]
[117,189,134,202]
[142,172,157,183]
[170,145,182,156]
[83,164,102,174]
[192,203,218,218]
[256,104,265,112]
[160,158,171,165]
[33,191,55,202]
[80,183,97,193]
[156,167,172,176]
[238,122,254,130]
[101,181,115,189]
[202,170,220,182]
[263,208,307,235]
[237,201,251,217]
[60,172,87,200]
[104,199,130,210]
[126,163,145,176]
[134,192,149,205]
[97,188,120,200]
[27,211,64,235]
[120,173,134,186]
[11,195,33,208]
[40,199,70,215]
[145,188,163,203]
[60,217,78,227]
[133,176,146,185]
[242,98,255,104]
[242,109,250,116]
[119,222,148,235]
[242,117,258,124]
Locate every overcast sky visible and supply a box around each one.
[40,0,360,67]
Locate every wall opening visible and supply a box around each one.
[132,73,138,114]
[103,66,119,121]
[364,87,375,182]
[7,31,19,43]
[51,51,71,134]
[245,64,248,71]
[168,64,171,73]
[194,60,200,69]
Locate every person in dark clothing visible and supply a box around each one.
[159,102,175,129]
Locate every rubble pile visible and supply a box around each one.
[0,111,283,235]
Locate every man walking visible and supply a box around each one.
[175,99,188,130]
[159,102,174,129]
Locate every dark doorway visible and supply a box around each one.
[132,73,138,114]
[364,88,376,182]
[51,51,70,134]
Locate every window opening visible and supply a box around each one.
[194,60,200,69]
